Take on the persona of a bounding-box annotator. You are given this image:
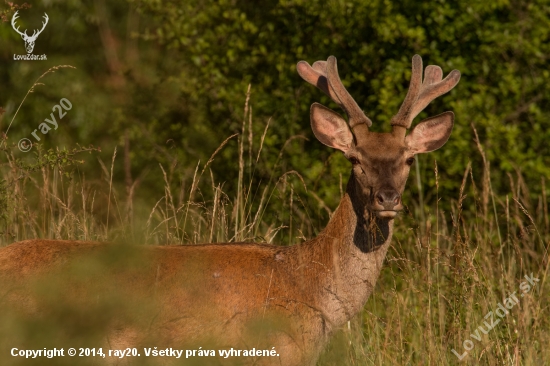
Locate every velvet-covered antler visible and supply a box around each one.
[391,55,460,137]
[297,56,371,130]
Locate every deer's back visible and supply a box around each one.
[0,239,290,306]
[0,239,325,363]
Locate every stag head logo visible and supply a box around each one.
[11,11,49,54]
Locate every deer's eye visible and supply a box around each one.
[406,157,415,166]
[348,156,360,165]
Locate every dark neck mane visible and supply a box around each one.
[292,176,394,328]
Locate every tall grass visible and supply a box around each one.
[0,93,548,365]
[319,133,550,365]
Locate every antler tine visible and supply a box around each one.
[11,11,26,37]
[311,61,326,73]
[391,55,461,134]
[11,10,19,23]
[296,60,338,102]
[34,13,49,37]
[297,57,372,129]
[41,13,49,28]
[325,56,372,128]
[391,55,423,130]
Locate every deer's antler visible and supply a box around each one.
[11,11,27,38]
[297,56,372,130]
[33,13,49,38]
[11,11,49,40]
[391,55,460,137]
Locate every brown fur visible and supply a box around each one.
[0,181,390,365]
[0,55,459,365]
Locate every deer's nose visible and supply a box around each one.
[375,190,401,210]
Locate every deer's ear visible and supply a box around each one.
[310,103,354,153]
[405,112,454,154]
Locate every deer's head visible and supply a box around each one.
[297,55,460,219]
[11,11,49,54]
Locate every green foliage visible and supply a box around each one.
[1,0,549,217]
[129,0,550,209]
[1,2,550,362]
[16,144,100,175]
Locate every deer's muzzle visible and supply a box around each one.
[373,189,403,218]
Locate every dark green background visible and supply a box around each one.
[1,0,549,234]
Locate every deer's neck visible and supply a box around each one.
[301,178,393,328]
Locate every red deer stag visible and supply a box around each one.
[0,55,460,365]
[11,11,49,54]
